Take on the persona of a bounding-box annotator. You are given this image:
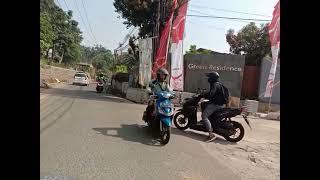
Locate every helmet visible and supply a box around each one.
[157,68,169,76]
[156,68,169,81]
[206,71,220,83]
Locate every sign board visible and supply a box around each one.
[184,54,245,97]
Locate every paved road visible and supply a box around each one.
[40,84,242,180]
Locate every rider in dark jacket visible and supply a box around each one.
[200,71,227,142]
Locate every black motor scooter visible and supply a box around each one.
[96,80,104,93]
[173,90,251,142]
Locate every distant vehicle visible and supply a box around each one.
[96,80,104,93]
[73,73,89,86]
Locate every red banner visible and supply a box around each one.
[268,1,280,46]
[152,0,177,79]
[170,1,189,91]
[264,0,280,98]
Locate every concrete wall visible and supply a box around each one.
[258,57,280,104]
[126,88,149,104]
[122,82,129,94]
[184,53,245,97]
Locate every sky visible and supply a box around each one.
[54,0,278,54]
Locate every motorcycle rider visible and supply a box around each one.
[96,73,106,83]
[143,68,172,122]
[149,68,171,93]
[200,71,228,142]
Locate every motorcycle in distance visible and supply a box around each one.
[173,89,251,143]
[96,80,104,93]
[143,91,175,145]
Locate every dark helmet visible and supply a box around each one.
[157,68,169,81]
[206,71,220,83]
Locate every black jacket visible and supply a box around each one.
[201,82,225,105]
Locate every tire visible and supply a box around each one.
[173,111,189,130]
[160,124,171,145]
[224,121,245,143]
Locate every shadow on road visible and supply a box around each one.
[41,86,133,104]
[171,128,237,145]
[92,124,163,146]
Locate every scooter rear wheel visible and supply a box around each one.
[224,121,245,143]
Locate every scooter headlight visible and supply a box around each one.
[159,103,174,116]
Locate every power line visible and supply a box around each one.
[80,0,99,45]
[191,4,272,18]
[123,28,136,43]
[62,0,70,11]
[116,27,138,50]
[115,35,139,52]
[187,14,271,22]
[188,9,251,23]
[186,20,226,31]
[56,0,63,8]
[73,0,98,45]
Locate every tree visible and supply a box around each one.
[40,0,83,64]
[226,22,271,66]
[185,45,214,55]
[40,14,55,53]
[81,45,114,75]
[113,0,186,37]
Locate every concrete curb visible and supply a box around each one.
[254,112,280,121]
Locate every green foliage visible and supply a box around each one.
[40,14,55,51]
[226,22,271,66]
[185,45,197,54]
[40,0,83,65]
[113,0,186,37]
[81,45,114,74]
[185,45,213,55]
[64,43,82,64]
[115,65,128,73]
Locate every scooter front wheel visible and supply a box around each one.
[160,123,171,145]
[173,112,189,130]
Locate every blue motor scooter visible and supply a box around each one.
[144,91,175,145]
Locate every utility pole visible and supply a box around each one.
[113,49,117,73]
[152,0,161,64]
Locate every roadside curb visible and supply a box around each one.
[254,112,280,121]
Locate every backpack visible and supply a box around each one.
[217,82,230,104]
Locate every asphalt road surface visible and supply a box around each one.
[40,84,245,180]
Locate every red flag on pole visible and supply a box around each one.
[152,0,178,79]
[170,1,189,91]
[264,0,280,98]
